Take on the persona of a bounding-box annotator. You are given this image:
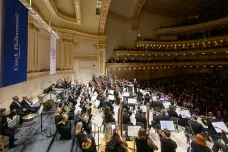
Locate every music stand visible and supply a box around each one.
[160,121,175,131]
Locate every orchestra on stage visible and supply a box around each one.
[0,73,228,152]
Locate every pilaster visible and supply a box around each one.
[98,43,106,75]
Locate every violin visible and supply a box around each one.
[200,115,211,119]
[157,129,166,137]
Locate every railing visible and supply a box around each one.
[106,61,228,68]
[150,16,228,37]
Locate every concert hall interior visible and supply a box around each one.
[1,0,228,152]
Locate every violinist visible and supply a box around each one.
[187,134,211,152]
[167,106,178,118]
[56,113,72,140]
[153,110,169,129]
[160,129,177,152]
[212,127,228,152]
[0,108,18,149]
[135,128,158,152]
[185,114,205,143]
[202,112,220,142]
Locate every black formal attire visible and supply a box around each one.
[167,110,178,118]
[83,135,97,152]
[105,102,114,112]
[185,120,204,142]
[0,115,15,148]
[160,137,177,152]
[134,81,138,94]
[21,99,39,113]
[55,115,61,126]
[10,101,27,125]
[57,120,72,140]
[152,101,164,110]
[144,96,151,106]
[212,141,228,152]
[206,118,219,142]
[153,114,169,129]
[187,141,211,152]
[135,137,154,152]
[135,114,147,128]
[123,113,131,124]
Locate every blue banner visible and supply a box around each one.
[0,0,28,87]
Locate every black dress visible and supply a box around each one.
[135,137,154,152]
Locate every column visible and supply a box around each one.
[28,24,33,72]
[35,30,39,71]
[60,40,65,70]
[63,39,68,70]
[69,41,73,70]
[98,43,106,75]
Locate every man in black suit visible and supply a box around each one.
[133,78,138,95]
[185,114,205,143]
[0,108,18,148]
[21,96,39,113]
[153,109,169,129]
[10,96,28,125]
[167,106,178,118]
[205,112,220,142]
[123,109,132,125]
[135,109,147,128]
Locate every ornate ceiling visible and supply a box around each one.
[29,0,109,35]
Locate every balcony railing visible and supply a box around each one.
[150,17,228,37]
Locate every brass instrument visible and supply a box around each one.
[82,138,92,149]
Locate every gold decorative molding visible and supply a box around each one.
[29,23,40,32]
[98,43,106,49]
[98,0,111,35]
[73,54,97,60]
[151,16,228,37]
[108,11,138,24]
[131,0,146,30]
[42,0,81,25]
[106,61,228,68]
[112,47,228,56]
[136,35,228,46]
[53,26,107,42]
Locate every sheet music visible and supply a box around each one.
[111,125,116,130]
[123,92,130,97]
[163,102,171,109]
[94,100,100,108]
[160,121,175,131]
[128,98,137,104]
[91,95,97,101]
[74,106,82,113]
[93,115,103,127]
[108,90,114,95]
[152,96,158,101]
[212,122,228,133]
[128,126,141,137]
[140,105,147,112]
[114,105,119,113]
[38,105,44,115]
[108,95,115,100]
[180,110,191,118]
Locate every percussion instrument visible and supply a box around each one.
[43,99,55,110]
[22,113,37,121]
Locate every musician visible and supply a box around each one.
[21,96,39,113]
[63,96,70,106]
[74,110,85,126]
[212,127,228,152]
[187,134,211,152]
[153,110,169,129]
[160,129,177,152]
[0,108,17,149]
[43,83,55,94]
[56,113,72,140]
[204,112,220,142]
[185,114,205,143]
[135,128,157,152]
[144,93,151,106]
[104,99,114,112]
[105,128,125,152]
[81,133,97,152]
[10,96,27,125]
[123,109,132,125]
[55,108,62,125]
[135,109,147,128]
[133,78,138,95]
[167,106,178,118]
[152,101,164,111]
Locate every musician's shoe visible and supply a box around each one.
[9,144,18,149]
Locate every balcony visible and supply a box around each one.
[151,17,228,37]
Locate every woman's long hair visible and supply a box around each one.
[75,122,83,135]
[104,124,113,142]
